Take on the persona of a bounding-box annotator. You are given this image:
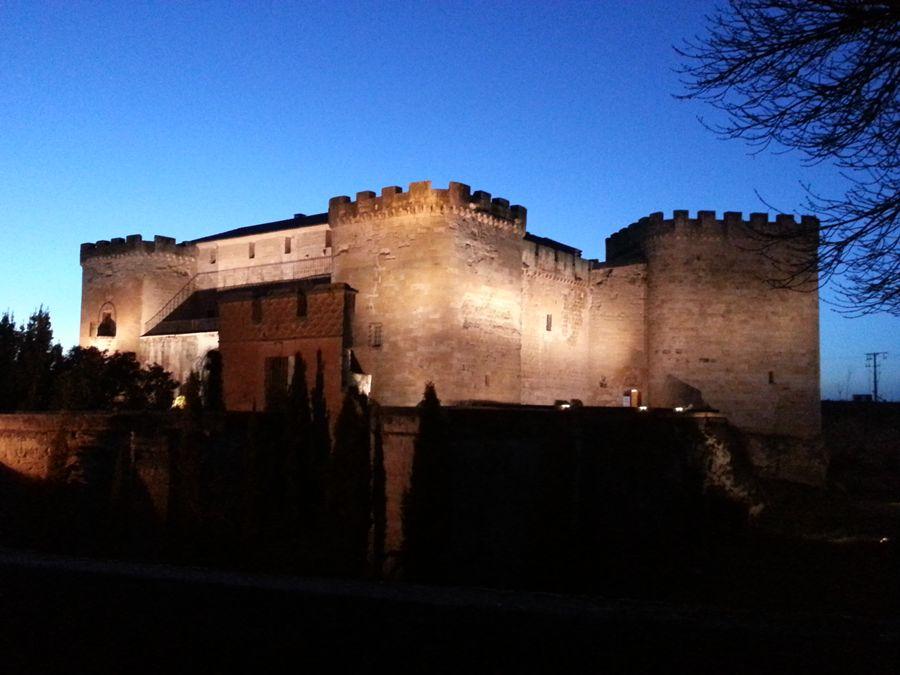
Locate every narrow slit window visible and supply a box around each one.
[546,314,552,331]
[249,242,255,259]
[251,291,263,323]
[768,370,775,384]
[209,248,217,264]
[368,322,383,348]
[297,289,307,317]
[284,237,292,254]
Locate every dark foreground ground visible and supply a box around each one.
[0,549,897,674]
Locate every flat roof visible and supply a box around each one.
[523,232,582,257]
[191,212,328,244]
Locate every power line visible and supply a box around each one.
[865,352,888,402]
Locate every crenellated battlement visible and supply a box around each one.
[605,210,818,264]
[327,180,527,232]
[80,234,197,263]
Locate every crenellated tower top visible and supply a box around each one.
[605,210,819,264]
[80,234,196,264]
[327,180,527,234]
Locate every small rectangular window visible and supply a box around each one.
[368,322,383,348]
[768,370,775,384]
[249,242,255,259]
[209,248,216,264]
[284,237,292,254]
[546,314,552,331]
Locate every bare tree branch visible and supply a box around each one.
[677,0,900,315]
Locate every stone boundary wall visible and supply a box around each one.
[0,413,116,479]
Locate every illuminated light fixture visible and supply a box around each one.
[674,406,685,413]
[558,402,571,410]
[171,395,187,409]
[880,537,890,544]
[638,405,648,412]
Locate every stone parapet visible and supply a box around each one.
[80,234,197,263]
[605,210,819,264]
[328,180,527,234]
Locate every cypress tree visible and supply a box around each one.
[370,403,387,577]
[310,349,331,474]
[287,354,312,516]
[17,307,60,410]
[0,313,21,411]
[402,382,450,582]
[202,349,225,411]
[328,388,371,576]
[307,349,331,569]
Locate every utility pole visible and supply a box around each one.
[865,352,888,402]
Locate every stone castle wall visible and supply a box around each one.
[80,235,197,354]
[329,181,526,406]
[617,211,820,438]
[78,183,821,439]
[519,241,592,404]
[139,332,220,386]
[587,262,647,406]
[195,224,330,275]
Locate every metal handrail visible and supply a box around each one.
[143,256,332,334]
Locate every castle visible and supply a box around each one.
[80,180,820,437]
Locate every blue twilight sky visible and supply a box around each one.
[0,0,896,399]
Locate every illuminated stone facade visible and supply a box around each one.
[80,180,820,437]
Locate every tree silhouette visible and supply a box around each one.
[16,308,62,410]
[402,382,451,582]
[0,313,20,411]
[202,349,225,411]
[327,388,371,576]
[54,347,176,411]
[180,371,203,413]
[677,0,900,315]
[311,349,331,474]
[370,402,387,576]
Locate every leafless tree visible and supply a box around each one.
[677,0,900,315]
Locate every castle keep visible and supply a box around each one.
[80,180,820,437]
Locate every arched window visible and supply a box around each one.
[97,303,116,337]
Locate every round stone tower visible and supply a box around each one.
[79,235,198,355]
[632,210,820,437]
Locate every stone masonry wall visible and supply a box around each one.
[195,223,331,276]
[636,211,820,437]
[587,262,647,406]
[80,236,197,354]
[520,241,592,404]
[139,332,219,385]
[329,181,526,406]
